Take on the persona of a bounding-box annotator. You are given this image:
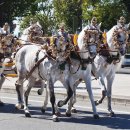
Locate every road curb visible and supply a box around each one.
[1,87,130,106]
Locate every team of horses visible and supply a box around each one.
[0,21,129,122]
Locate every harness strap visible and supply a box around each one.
[25,54,47,80]
[35,49,45,80]
[0,53,5,62]
[81,58,93,64]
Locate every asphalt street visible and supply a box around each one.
[0,92,130,130]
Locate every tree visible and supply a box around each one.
[53,0,83,33]
[120,0,130,21]
[82,0,129,30]
[0,0,37,26]
[20,0,55,35]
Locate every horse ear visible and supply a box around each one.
[117,20,120,26]
[84,30,87,34]
[36,21,42,28]
[98,22,102,29]
[88,20,90,25]
[125,23,130,29]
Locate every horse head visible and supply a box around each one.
[0,34,14,57]
[29,23,43,37]
[50,36,70,62]
[78,24,101,60]
[107,25,129,56]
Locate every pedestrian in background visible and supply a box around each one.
[0,22,10,35]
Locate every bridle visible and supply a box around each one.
[112,27,128,51]
[98,27,128,64]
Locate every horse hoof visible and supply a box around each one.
[15,104,24,110]
[0,101,4,106]
[108,112,115,117]
[93,114,100,119]
[71,108,77,113]
[56,111,61,117]
[57,100,64,107]
[94,100,100,106]
[37,89,42,95]
[25,112,31,117]
[94,100,98,106]
[52,115,59,122]
[53,117,59,122]
[41,108,46,113]
[66,112,71,117]
[21,104,24,109]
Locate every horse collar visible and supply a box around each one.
[106,53,120,64]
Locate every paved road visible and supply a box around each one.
[0,92,130,130]
[1,73,130,104]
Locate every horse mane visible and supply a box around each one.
[106,26,116,46]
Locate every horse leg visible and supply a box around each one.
[37,80,46,95]
[37,80,60,116]
[0,75,5,106]
[95,76,107,105]
[57,79,73,108]
[64,79,75,117]
[66,97,73,117]
[71,90,77,113]
[84,73,99,119]
[48,79,59,122]
[24,77,36,117]
[71,78,82,113]
[106,74,115,117]
[15,75,24,109]
[41,81,49,114]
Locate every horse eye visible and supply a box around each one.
[118,34,121,38]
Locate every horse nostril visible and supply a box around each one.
[120,49,126,55]
[90,51,97,57]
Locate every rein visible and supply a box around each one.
[69,61,80,74]
[99,43,121,64]
[98,48,119,53]
[25,48,57,81]
[25,54,47,81]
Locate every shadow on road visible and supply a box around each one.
[0,104,130,129]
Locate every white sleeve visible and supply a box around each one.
[8,26,10,33]
[0,27,3,34]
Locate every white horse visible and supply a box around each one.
[53,23,102,119]
[15,36,71,122]
[93,23,129,116]
[63,23,129,117]
[20,22,43,44]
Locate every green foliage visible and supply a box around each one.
[20,0,55,35]
[1,0,130,34]
[53,0,82,33]
[0,0,37,26]
[82,0,128,30]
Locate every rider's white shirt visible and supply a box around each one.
[0,28,10,35]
